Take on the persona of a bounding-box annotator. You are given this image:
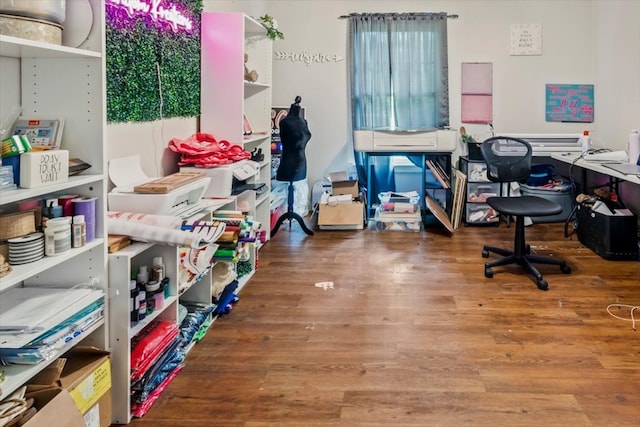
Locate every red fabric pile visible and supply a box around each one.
[169,133,251,166]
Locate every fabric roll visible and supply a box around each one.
[72,197,96,242]
[58,195,78,217]
[107,219,223,249]
[218,231,238,243]
[107,211,183,229]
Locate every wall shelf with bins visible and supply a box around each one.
[0,0,107,402]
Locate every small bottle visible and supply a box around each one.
[136,287,146,321]
[130,280,139,327]
[137,265,149,286]
[151,256,165,282]
[72,215,86,248]
[44,217,72,256]
[136,266,149,321]
[162,277,170,299]
[580,130,591,152]
[145,280,160,313]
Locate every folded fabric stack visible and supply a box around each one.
[168,132,251,166]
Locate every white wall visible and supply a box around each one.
[593,0,640,149]
[106,118,195,182]
[204,0,640,190]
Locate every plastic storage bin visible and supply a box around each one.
[369,207,423,232]
[520,181,574,223]
[466,203,498,224]
[378,191,420,214]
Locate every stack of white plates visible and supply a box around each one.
[7,232,45,265]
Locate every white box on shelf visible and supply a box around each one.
[19,149,69,188]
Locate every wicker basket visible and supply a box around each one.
[0,209,37,241]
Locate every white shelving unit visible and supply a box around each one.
[108,243,179,425]
[201,12,273,240]
[0,0,107,402]
[108,210,220,424]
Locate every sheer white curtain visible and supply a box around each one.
[346,12,451,193]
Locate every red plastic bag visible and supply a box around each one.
[130,320,180,381]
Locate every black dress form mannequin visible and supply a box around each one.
[271,96,314,236]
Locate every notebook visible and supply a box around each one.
[603,154,640,175]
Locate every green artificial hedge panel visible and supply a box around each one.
[106,0,202,123]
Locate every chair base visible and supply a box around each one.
[482,216,571,290]
[271,211,314,237]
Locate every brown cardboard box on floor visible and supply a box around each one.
[318,201,364,230]
[23,388,86,427]
[27,347,112,427]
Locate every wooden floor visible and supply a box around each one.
[125,221,640,426]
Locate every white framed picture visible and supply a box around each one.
[510,24,543,56]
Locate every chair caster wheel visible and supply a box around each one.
[561,264,571,274]
[484,267,493,278]
[482,249,489,258]
[536,279,549,291]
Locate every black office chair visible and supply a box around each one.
[480,136,571,290]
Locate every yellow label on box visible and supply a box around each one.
[68,359,111,414]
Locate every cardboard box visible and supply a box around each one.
[27,347,112,427]
[23,388,86,427]
[329,171,359,198]
[318,201,364,230]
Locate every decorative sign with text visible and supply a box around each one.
[19,150,69,189]
[545,84,594,123]
[510,24,542,56]
[274,51,344,66]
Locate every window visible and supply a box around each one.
[347,13,451,132]
[345,12,453,193]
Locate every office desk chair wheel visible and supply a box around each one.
[485,265,550,291]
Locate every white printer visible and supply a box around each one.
[108,155,210,217]
[180,159,259,198]
[354,129,457,152]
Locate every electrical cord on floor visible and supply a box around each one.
[606,304,639,331]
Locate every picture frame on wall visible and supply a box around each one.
[545,84,594,123]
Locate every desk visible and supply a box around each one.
[552,153,639,260]
[363,151,452,221]
[551,153,640,194]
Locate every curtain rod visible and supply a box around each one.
[338,12,459,19]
